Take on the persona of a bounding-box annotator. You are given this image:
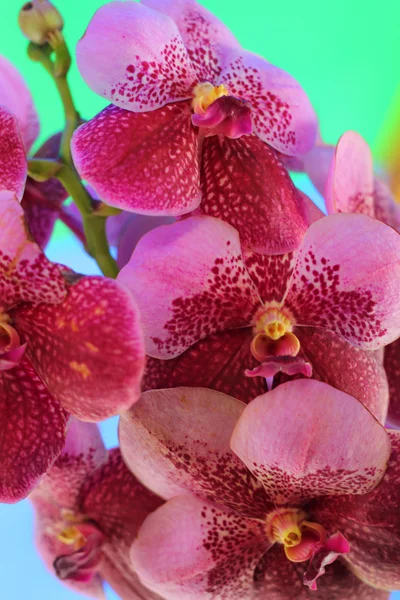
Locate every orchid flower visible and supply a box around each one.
[71,0,318,254]
[0,107,145,501]
[119,380,395,598]
[118,212,400,423]
[30,418,163,599]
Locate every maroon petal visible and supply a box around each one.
[143,328,266,404]
[385,337,400,427]
[0,357,68,502]
[0,106,27,200]
[200,135,308,254]
[14,277,145,421]
[72,103,201,214]
[312,430,400,591]
[297,328,389,424]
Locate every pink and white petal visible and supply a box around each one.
[231,379,391,504]
[37,419,106,510]
[0,191,66,308]
[200,135,308,254]
[325,132,374,216]
[131,494,269,600]
[220,49,317,155]
[297,327,389,424]
[0,357,68,503]
[385,338,400,427]
[72,103,200,214]
[253,544,388,600]
[312,430,400,591]
[0,107,27,200]
[374,177,400,231]
[118,215,261,358]
[119,387,270,517]
[143,328,266,404]
[142,0,241,81]
[284,213,400,349]
[77,2,196,110]
[0,55,39,152]
[14,277,145,421]
[243,250,295,304]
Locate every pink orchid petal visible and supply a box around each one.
[118,216,260,358]
[297,328,389,424]
[0,55,39,152]
[131,494,269,600]
[0,191,66,308]
[72,103,200,213]
[143,328,266,404]
[36,419,107,510]
[243,250,296,304]
[301,143,334,197]
[303,532,350,591]
[297,190,325,225]
[0,107,27,200]
[231,379,391,504]
[254,543,388,599]
[142,0,241,81]
[245,356,312,379]
[192,95,253,138]
[14,277,145,421]
[325,132,374,216]
[220,49,317,155]
[284,213,400,349]
[77,2,196,110]
[374,177,400,231]
[199,135,308,254]
[0,357,68,502]
[120,386,270,517]
[385,338,400,427]
[312,430,400,591]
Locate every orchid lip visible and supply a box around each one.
[191,81,229,115]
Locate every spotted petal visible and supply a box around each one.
[284,213,400,349]
[325,131,374,216]
[131,494,269,600]
[385,338,400,427]
[0,358,68,503]
[0,55,39,152]
[199,135,308,254]
[118,216,260,359]
[72,103,200,213]
[120,387,270,517]
[0,191,66,308]
[142,0,241,81]
[0,107,27,201]
[220,49,317,155]
[77,1,197,110]
[231,379,391,504]
[14,277,145,421]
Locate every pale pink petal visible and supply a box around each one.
[0,358,68,503]
[385,338,400,427]
[220,49,317,154]
[297,328,389,424]
[243,250,295,304]
[77,1,197,110]
[118,216,260,358]
[199,135,308,254]
[301,143,335,197]
[231,379,391,504]
[131,494,269,600]
[0,107,27,200]
[325,132,374,216]
[14,277,145,421]
[142,0,241,81]
[72,103,200,214]
[143,328,266,404]
[0,55,39,152]
[0,191,66,308]
[115,213,175,268]
[284,213,400,349]
[313,430,400,591]
[119,386,270,517]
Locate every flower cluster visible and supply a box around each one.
[1,0,400,598]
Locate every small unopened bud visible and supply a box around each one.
[18,0,63,46]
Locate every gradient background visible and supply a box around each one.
[0,0,399,598]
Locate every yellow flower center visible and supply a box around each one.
[266,508,306,548]
[192,82,229,115]
[56,525,86,550]
[256,306,292,340]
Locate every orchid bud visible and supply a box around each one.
[18,0,63,46]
